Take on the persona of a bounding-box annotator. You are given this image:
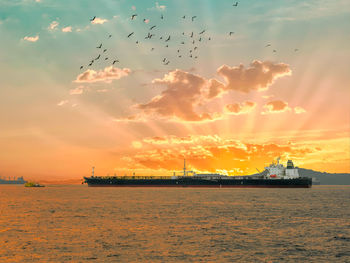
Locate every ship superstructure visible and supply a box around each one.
[264,157,299,179]
[84,158,312,188]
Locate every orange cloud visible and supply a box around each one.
[69,86,85,95]
[74,66,131,83]
[137,70,214,121]
[124,135,317,175]
[225,101,257,115]
[294,106,306,114]
[207,79,225,99]
[124,61,291,122]
[217,60,291,93]
[262,100,291,114]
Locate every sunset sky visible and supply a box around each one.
[0,0,349,180]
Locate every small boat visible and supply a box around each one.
[24,182,45,187]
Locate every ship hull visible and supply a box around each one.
[84,177,312,188]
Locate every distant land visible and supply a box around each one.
[297,168,350,185]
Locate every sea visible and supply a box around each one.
[1,185,349,262]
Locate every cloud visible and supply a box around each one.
[123,61,291,122]
[217,60,291,93]
[48,21,59,31]
[74,66,131,83]
[57,100,68,106]
[262,94,274,99]
[262,100,291,114]
[69,86,85,95]
[294,106,306,114]
[23,35,39,42]
[148,2,166,11]
[137,69,214,122]
[123,134,316,174]
[225,101,257,115]
[207,79,225,99]
[132,141,143,149]
[91,18,108,25]
[155,2,166,11]
[61,26,72,32]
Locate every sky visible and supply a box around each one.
[0,0,349,180]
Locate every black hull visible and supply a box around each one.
[84,177,312,188]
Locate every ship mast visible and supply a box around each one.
[92,166,95,177]
[183,159,186,177]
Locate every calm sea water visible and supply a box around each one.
[0,185,349,262]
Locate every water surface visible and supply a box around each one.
[1,185,349,262]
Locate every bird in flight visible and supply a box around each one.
[131,14,137,20]
[95,54,101,60]
[194,46,198,50]
[112,60,119,64]
[96,43,102,48]
[90,16,96,22]
[233,2,238,7]
[136,41,139,44]
[108,34,112,38]
[273,49,277,52]
[151,48,154,51]
[199,30,205,34]
[182,16,186,19]
[80,66,83,70]
[199,37,202,42]
[265,44,271,47]
[150,25,156,30]
[208,37,211,41]
[190,32,194,38]
[127,32,134,38]
[165,36,170,42]
[105,57,108,60]
[161,14,164,19]
[160,36,163,40]
[103,49,107,53]
[163,58,166,62]
[164,61,170,65]
[229,32,234,36]
[192,16,197,22]
[294,48,299,52]
[165,44,168,48]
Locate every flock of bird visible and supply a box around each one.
[79,1,298,71]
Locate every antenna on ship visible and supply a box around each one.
[183,159,186,177]
[92,166,95,177]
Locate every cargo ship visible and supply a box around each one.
[83,158,312,188]
[0,176,27,185]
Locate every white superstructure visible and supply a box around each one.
[264,157,300,179]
